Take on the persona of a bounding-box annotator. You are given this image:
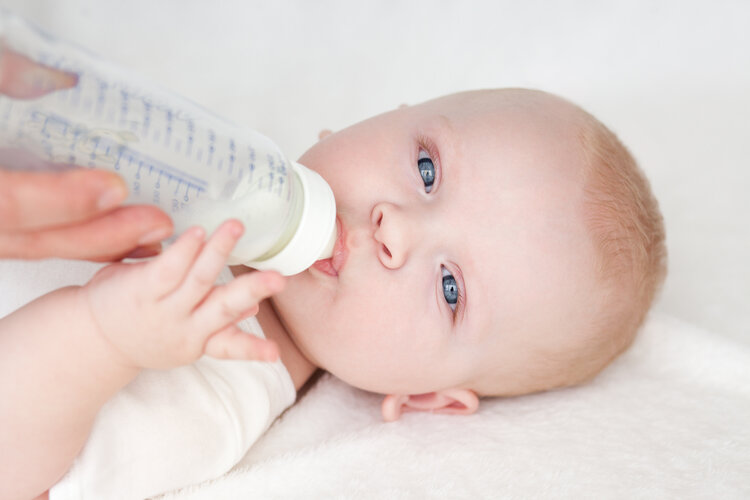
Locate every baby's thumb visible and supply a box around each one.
[203,326,279,362]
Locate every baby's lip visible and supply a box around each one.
[330,216,348,274]
[310,216,347,277]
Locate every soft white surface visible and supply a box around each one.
[1,0,748,498]
[163,313,750,499]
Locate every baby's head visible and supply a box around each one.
[270,89,666,420]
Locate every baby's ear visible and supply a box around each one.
[381,389,479,422]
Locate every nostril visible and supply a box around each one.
[382,244,392,259]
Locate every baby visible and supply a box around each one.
[0,88,666,499]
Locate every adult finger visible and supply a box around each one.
[0,167,131,231]
[0,204,173,261]
[0,47,78,99]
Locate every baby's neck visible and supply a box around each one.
[257,299,317,391]
[229,266,317,392]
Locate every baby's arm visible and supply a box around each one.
[0,220,284,500]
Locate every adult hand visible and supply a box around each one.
[0,47,173,261]
[0,165,173,261]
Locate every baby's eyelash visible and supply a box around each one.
[418,149,435,192]
[416,135,441,193]
[455,282,465,318]
[441,265,464,318]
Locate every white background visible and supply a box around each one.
[1,0,748,343]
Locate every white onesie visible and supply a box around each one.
[50,268,296,500]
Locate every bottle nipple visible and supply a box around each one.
[318,217,338,260]
[244,162,336,275]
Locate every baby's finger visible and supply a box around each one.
[203,325,279,362]
[169,220,243,307]
[146,226,206,299]
[190,270,284,334]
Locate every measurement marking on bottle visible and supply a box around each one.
[89,137,100,160]
[96,79,107,118]
[119,90,129,127]
[0,15,244,239]
[207,130,215,167]
[114,147,124,170]
[186,120,194,156]
[71,129,81,153]
[142,99,151,136]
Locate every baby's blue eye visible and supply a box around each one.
[441,267,459,312]
[418,149,435,193]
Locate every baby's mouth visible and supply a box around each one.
[311,216,346,277]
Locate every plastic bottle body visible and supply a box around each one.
[0,10,335,274]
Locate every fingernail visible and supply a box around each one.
[124,244,162,259]
[138,226,172,245]
[189,226,206,239]
[226,220,243,238]
[97,184,127,210]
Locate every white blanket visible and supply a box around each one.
[159,313,750,499]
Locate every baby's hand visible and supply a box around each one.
[81,220,284,370]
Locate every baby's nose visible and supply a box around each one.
[371,202,409,269]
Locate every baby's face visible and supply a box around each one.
[271,90,600,396]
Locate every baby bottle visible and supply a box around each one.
[0,9,336,276]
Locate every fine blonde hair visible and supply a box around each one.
[572,108,668,383]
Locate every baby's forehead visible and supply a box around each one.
[426,93,595,348]
[422,89,578,119]
[430,97,585,191]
